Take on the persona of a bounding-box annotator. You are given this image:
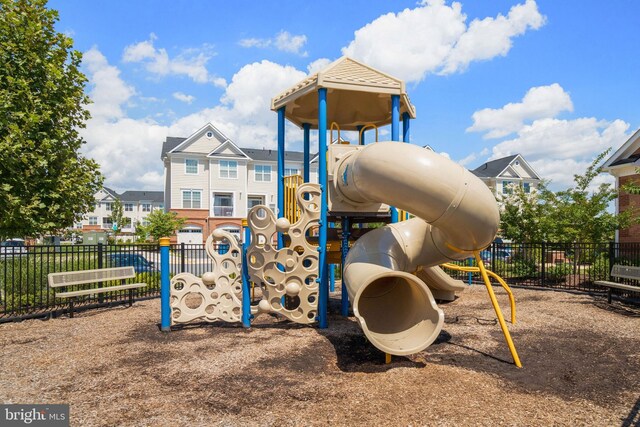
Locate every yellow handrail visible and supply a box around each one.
[440,262,516,324]
[330,122,341,144]
[358,123,378,144]
[440,258,521,367]
[283,174,303,223]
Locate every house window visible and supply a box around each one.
[142,219,150,226]
[219,160,238,179]
[213,193,234,217]
[523,182,531,193]
[206,131,214,138]
[142,203,151,212]
[248,195,264,210]
[104,202,112,211]
[502,181,513,194]
[182,190,202,209]
[255,164,272,182]
[185,159,198,174]
[89,217,98,225]
[284,167,299,177]
[124,203,134,212]
[102,217,113,228]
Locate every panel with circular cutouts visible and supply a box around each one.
[170,229,242,324]
[246,182,321,324]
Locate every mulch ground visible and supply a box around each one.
[0,285,638,426]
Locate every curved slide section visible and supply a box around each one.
[336,142,500,355]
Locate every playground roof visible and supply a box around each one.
[271,57,416,131]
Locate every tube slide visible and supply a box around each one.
[336,142,500,355]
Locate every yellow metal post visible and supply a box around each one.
[473,252,522,368]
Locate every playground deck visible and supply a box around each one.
[0,286,638,426]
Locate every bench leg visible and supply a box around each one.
[69,298,75,318]
[607,288,612,304]
[129,288,134,307]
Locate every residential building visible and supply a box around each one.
[471,154,541,202]
[162,123,318,244]
[76,187,164,238]
[602,128,640,243]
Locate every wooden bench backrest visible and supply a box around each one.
[48,266,136,288]
[610,264,640,281]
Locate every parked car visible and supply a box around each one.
[0,239,28,256]
[479,249,512,264]
[106,253,158,273]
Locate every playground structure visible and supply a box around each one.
[162,57,521,367]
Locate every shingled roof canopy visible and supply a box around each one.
[271,57,416,131]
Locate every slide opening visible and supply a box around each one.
[355,274,443,355]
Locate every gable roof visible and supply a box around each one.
[603,128,640,169]
[119,191,164,203]
[472,155,518,178]
[167,123,230,156]
[161,137,186,159]
[102,187,119,199]
[472,154,541,180]
[270,56,416,130]
[207,140,251,160]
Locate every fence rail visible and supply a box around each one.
[1,241,639,322]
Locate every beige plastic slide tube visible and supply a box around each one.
[339,142,500,355]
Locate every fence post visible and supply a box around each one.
[97,243,104,303]
[180,242,186,273]
[608,241,615,281]
[160,237,171,332]
[541,241,546,286]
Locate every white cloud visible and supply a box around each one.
[341,0,545,83]
[441,0,545,74]
[489,117,629,162]
[83,47,135,120]
[468,83,573,139]
[82,51,309,191]
[307,58,332,74]
[122,34,226,87]
[172,92,195,104]
[239,30,308,56]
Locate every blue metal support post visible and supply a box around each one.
[390,95,400,223]
[330,265,335,292]
[160,237,171,331]
[340,217,350,316]
[303,123,310,183]
[241,220,252,327]
[318,88,329,328]
[277,107,286,249]
[402,112,410,142]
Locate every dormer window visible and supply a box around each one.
[206,131,214,138]
[185,159,198,174]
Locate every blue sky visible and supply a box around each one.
[48,0,640,192]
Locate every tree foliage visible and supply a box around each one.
[109,199,124,237]
[500,150,636,242]
[137,210,185,242]
[0,0,103,239]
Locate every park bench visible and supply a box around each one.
[48,267,146,317]
[594,264,640,303]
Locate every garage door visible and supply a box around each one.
[177,226,203,244]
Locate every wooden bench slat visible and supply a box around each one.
[48,267,136,288]
[56,283,147,298]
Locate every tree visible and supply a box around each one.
[500,150,636,242]
[0,0,103,239]
[109,199,124,238]
[141,210,185,242]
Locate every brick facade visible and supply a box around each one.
[618,175,640,243]
[170,209,242,243]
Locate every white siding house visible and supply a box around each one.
[471,154,541,203]
[162,123,318,244]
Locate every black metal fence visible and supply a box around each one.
[447,242,640,293]
[1,241,639,322]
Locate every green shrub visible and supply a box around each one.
[546,263,573,282]
[591,255,610,280]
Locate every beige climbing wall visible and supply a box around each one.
[246,182,321,324]
[170,229,242,324]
